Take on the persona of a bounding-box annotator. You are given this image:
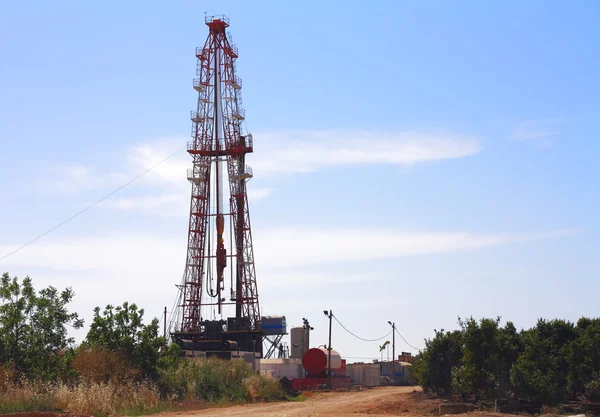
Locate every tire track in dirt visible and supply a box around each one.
[156,386,420,417]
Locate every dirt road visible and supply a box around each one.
[160,386,424,417]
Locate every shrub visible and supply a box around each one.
[71,346,139,383]
[159,357,284,402]
[84,302,167,381]
[510,319,577,404]
[585,380,600,402]
[412,329,462,396]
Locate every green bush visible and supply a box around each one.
[412,329,462,396]
[510,319,577,404]
[159,357,283,402]
[585,380,600,402]
[413,316,600,405]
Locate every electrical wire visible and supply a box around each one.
[395,327,421,351]
[0,147,185,264]
[333,314,392,342]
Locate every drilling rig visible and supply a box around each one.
[170,15,286,358]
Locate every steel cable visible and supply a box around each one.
[395,327,421,351]
[333,314,392,342]
[0,147,185,264]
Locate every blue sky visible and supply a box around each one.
[1,0,599,361]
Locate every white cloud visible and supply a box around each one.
[254,228,577,269]
[512,120,560,147]
[102,186,274,217]
[102,194,185,217]
[0,228,575,274]
[249,187,273,202]
[45,129,480,211]
[49,165,129,194]
[250,129,481,176]
[0,227,575,343]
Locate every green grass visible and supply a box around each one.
[0,393,57,414]
[119,401,173,416]
[287,394,307,402]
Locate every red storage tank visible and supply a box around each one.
[302,348,342,376]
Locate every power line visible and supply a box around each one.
[333,314,392,342]
[395,327,420,351]
[344,356,380,360]
[0,147,184,264]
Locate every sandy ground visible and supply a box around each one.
[157,386,434,417]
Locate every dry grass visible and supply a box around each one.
[0,381,57,414]
[159,357,284,403]
[54,381,161,415]
[0,357,285,415]
[242,374,285,402]
[0,379,161,416]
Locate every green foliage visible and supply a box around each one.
[412,329,462,396]
[0,273,287,414]
[158,357,284,402]
[510,319,576,404]
[414,316,600,405]
[0,272,83,381]
[84,302,167,380]
[565,318,600,398]
[585,380,600,403]
[157,343,184,370]
[452,317,521,400]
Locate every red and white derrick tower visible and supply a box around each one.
[172,15,261,353]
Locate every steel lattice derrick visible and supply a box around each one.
[178,15,260,334]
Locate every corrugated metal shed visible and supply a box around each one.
[380,361,415,385]
[256,358,304,380]
[346,363,381,387]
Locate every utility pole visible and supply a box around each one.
[164,306,167,338]
[388,321,395,383]
[324,310,333,390]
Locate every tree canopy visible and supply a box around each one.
[84,302,166,380]
[0,272,83,380]
[413,316,600,405]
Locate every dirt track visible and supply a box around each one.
[159,386,425,417]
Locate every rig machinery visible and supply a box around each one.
[169,15,285,358]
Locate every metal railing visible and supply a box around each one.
[205,14,230,26]
[193,78,206,91]
[195,47,208,60]
[187,139,227,153]
[186,168,202,182]
[187,135,253,153]
[224,75,242,89]
[191,110,211,122]
[225,44,238,58]
[229,108,245,120]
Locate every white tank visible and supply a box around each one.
[290,326,307,359]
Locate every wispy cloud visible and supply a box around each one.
[0,227,575,273]
[0,226,576,342]
[45,129,480,215]
[101,186,274,217]
[252,129,481,176]
[254,228,578,268]
[512,120,560,147]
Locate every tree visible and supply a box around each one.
[510,319,577,404]
[412,328,463,396]
[565,318,600,400]
[0,272,83,380]
[452,317,522,400]
[84,302,166,380]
